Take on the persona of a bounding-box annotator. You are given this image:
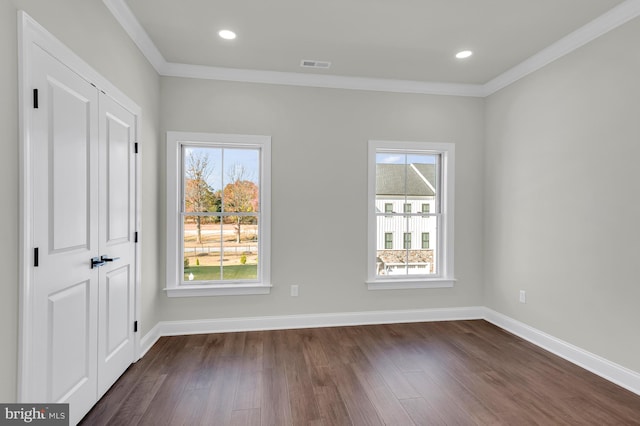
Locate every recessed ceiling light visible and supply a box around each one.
[218,30,236,40]
[456,50,473,59]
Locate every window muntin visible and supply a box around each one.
[368,140,454,287]
[167,132,271,296]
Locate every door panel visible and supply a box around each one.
[49,79,92,252]
[105,266,130,359]
[105,112,131,243]
[48,281,91,402]
[31,45,99,423]
[97,94,136,398]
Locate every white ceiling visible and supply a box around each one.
[110,0,640,95]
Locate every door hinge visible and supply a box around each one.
[134,232,138,243]
[33,89,39,109]
[134,321,138,333]
[134,142,139,154]
[34,247,39,267]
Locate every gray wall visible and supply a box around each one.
[159,78,486,321]
[485,17,640,373]
[0,0,161,402]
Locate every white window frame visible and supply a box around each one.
[367,140,455,290]
[166,131,271,297]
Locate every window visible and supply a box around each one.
[403,233,412,249]
[385,233,393,249]
[367,140,455,289]
[384,203,393,214]
[422,232,430,249]
[166,132,271,297]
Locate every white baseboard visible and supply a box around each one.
[138,322,161,360]
[155,306,483,336]
[137,306,483,351]
[483,308,640,396]
[135,306,640,397]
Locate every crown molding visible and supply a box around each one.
[483,0,640,96]
[104,0,640,98]
[162,62,485,97]
[103,0,167,72]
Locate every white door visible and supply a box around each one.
[30,44,136,424]
[97,94,136,398]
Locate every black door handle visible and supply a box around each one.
[91,257,106,269]
[101,255,121,262]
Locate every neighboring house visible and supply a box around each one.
[375,163,437,275]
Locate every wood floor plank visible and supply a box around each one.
[229,408,261,426]
[350,361,416,425]
[261,367,293,426]
[284,330,322,424]
[355,325,422,400]
[83,320,640,426]
[309,364,353,425]
[105,373,167,426]
[400,397,448,426]
[331,362,384,425]
[199,355,243,425]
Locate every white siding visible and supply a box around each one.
[375,198,436,250]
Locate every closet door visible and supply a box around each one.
[97,94,136,397]
[31,44,100,422]
[29,44,137,424]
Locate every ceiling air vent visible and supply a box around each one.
[300,60,331,69]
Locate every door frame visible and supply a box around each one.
[17,11,142,402]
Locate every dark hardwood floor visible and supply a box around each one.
[80,320,640,425]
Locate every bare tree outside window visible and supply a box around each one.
[184,151,218,244]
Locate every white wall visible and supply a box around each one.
[485,16,640,373]
[0,0,161,402]
[159,78,486,320]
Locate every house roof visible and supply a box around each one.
[376,163,436,197]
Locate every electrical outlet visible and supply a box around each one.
[519,290,526,303]
[291,285,299,297]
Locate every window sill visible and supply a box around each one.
[366,278,455,290]
[165,284,272,297]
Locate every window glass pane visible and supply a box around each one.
[183,147,222,214]
[411,216,437,275]
[375,215,438,276]
[403,203,411,213]
[405,153,438,208]
[376,215,406,276]
[183,215,222,282]
[384,203,393,214]
[222,216,259,281]
[222,148,260,213]
[421,203,431,214]
[375,152,407,213]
